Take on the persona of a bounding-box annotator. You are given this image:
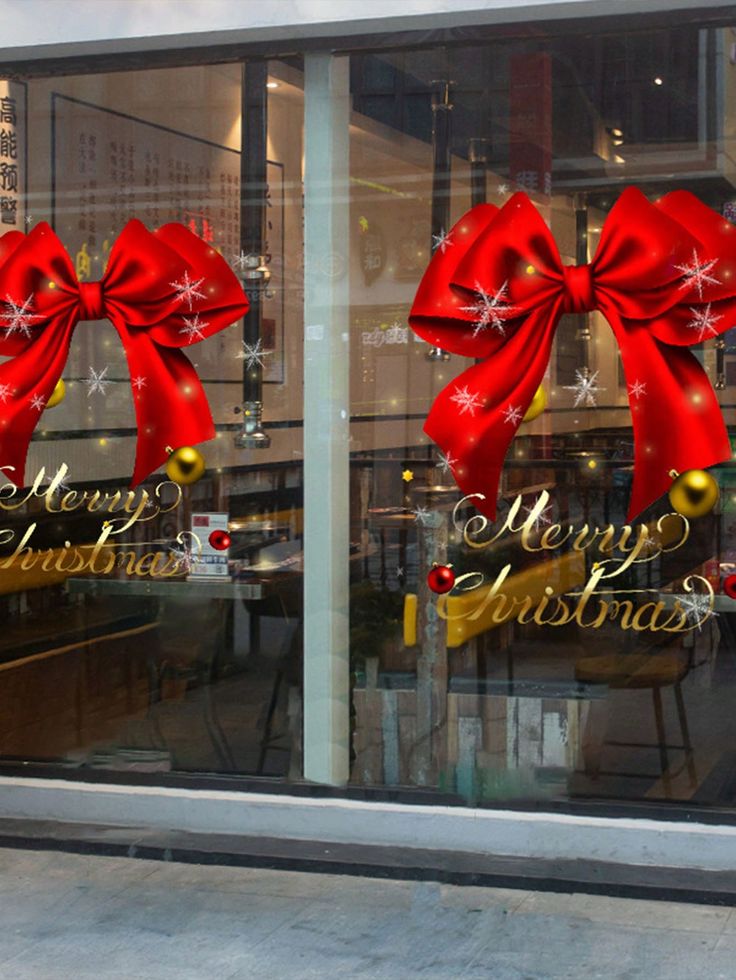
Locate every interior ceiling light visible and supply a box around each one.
[266,81,279,89]
[654,76,664,85]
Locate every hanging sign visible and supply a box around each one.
[0,81,25,230]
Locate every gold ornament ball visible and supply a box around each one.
[165,446,206,486]
[668,469,719,519]
[523,385,547,422]
[46,379,65,408]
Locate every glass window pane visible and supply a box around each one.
[348,21,736,810]
[0,60,305,778]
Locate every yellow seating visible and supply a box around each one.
[404,550,586,648]
[0,545,115,595]
[575,653,688,689]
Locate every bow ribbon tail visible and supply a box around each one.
[114,322,215,487]
[609,314,731,520]
[427,306,560,521]
[0,316,75,486]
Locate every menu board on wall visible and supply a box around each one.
[509,53,552,199]
[0,80,27,231]
[51,93,242,281]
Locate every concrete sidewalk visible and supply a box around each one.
[0,847,734,979]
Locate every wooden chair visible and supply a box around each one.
[574,650,696,791]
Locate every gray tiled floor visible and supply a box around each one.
[0,848,735,979]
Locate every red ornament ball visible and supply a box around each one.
[208,529,231,551]
[724,574,736,600]
[427,564,455,594]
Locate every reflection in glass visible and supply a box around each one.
[0,60,305,778]
[348,24,736,810]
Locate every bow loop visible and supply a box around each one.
[0,223,79,332]
[590,187,707,321]
[410,203,502,359]
[452,193,565,316]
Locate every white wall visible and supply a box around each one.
[0,0,721,59]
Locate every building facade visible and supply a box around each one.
[0,0,735,871]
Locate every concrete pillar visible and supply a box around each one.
[302,52,351,785]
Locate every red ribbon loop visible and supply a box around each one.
[562,263,596,314]
[409,187,736,521]
[0,220,249,487]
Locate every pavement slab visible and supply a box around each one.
[0,847,733,979]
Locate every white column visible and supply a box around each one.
[302,52,350,785]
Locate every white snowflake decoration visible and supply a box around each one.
[232,251,250,273]
[179,314,209,343]
[628,379,647,400]
[450,384,483,417]
[431,229,454,254]
[639,533,660,556]
[460,280,516,338]
[502,403,523,426]
[413,505,432,526]
[42,470,71,495]
[28,392,46,412]
[437,450,457,474]
[169,545,197,575]
[0,294,43,338]
[169,534,202,575]
[676,590,716,631]
[522,498,553,531]
[85,366,110,397]
[563,368,605,408]
[237,337,273,369]
[675,249,720,299]
[686,303,722,341]
[0,382,12,403]
[169,270,206,311]
[131,375,147,392]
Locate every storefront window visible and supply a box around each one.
[348,23,736,808]
[4,13,736,814]
[0,60,306,777]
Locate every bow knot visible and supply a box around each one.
[562,263,596,314]
[78,280,105,321]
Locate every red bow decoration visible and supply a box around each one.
[0,220,248,487]
[409,188,736,520]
